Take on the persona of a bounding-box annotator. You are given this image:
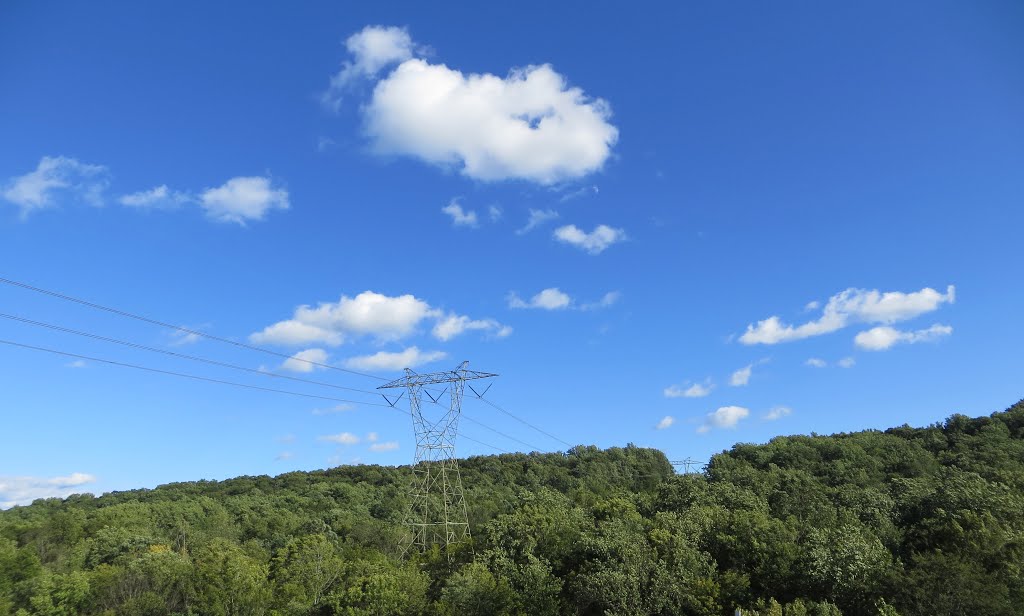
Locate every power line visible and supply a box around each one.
[1,312,547,452]
[0,275,568,453]
[0,276,385,381]
[473,396,574,449]
[425,397,547,452]
[0,338,394,408]
[0,337,514,455]
[0,312,383,397]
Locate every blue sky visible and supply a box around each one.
[1,1,1022,506]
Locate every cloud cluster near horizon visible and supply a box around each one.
[254,290,509,373]
[740,285,955,349]
[0,473,97,509]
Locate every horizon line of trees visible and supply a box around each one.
[1,399,1022,615]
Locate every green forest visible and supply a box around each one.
[2,400,1022,616]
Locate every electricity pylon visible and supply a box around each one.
[671,458,705,474]
[378,361,497,557]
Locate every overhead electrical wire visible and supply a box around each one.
[0,276,385,380]
[0,338,391,407]
[1,311,558,452]
[423,397,547,452]
[0,337,511,454]
[473,396,574,448]
[0,312,383,397]
[0,275,572,451]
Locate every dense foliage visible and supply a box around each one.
[2,400,1023,615]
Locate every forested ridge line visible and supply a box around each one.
[2,400,1023,615]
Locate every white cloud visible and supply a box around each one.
[317,136,337,152]
[2,156,108,216]
[0,472,97,509]
[251,320,342,347]
[764,406,792,421]
[369,441,399,452]
[805,300,820,311]
[251,291,436,346]
[344,346,447,372]
[656,416,675,430]
[432,313,510,341]
[66,360,87,369]
[838,356,857,368]
[366,432,379,443]
[252,291,505,347]
[664,380,713,398]
[581,291,621,311]
[739,285,955,345]
[322,25,416,110]
[559,184,599,203]
[274,452,294,461]
[319,432,360,446]
[697,406,749,433]
[729,364,753,387]
[281,348,329,373]
[119,184,191,209]
[553,224,625,254]
[312,404,355,415]
[364,52,618,184]
[199,176,289,224]
[517,208,559,234]
[488,205,502,221]
[854,323,953,351]
[508,287,572,310]
[805,358,827,368]
[168,327,204,346]
[441,199,478,227]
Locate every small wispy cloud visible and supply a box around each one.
[508,288,572,310]
[281,348,329,373]
[837,357,856,368]
[274,452,294,461]
[344,347,447,372]
[664,380,713,398]
[656,415,675,430]
[119,184,191,209]
[369,441,399,452]
[517,209,560,235]
[729,364,753,387]
[312,404,355,415]
[553,224,626,255]
[441,198,478,227]
[580,291,621,311]
[853,323,952,351]
[558,185,599,203]
[805,357,827,368]
[764,406,792,421]
[0,472,97,509]
[318,432,360,446]
[697,406,749,434]
[2,156,109,217]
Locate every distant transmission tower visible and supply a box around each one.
[671,458,705,474]
[378,361,497,556]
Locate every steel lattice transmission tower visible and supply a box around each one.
[378,361,497,556]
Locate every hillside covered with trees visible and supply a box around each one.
[2,400,1022,616]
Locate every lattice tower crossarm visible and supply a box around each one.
[378,361,497,556]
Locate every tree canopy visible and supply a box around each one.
[2,400,1022,615]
